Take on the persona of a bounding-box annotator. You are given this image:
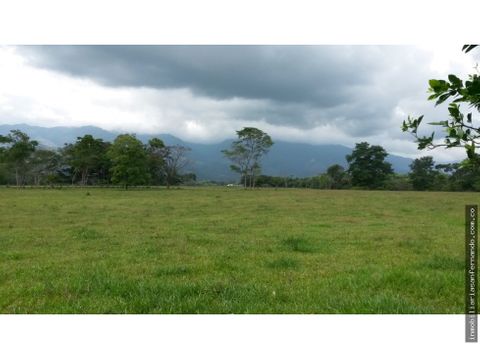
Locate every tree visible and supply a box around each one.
[107,134,150,189]
[402,46,480,167]
[408,156,439,191]
[346,142,393,189]
[64,135,110,185]
[28,149,62,185]
[222,127,274,188]
[325,164,350,189]
[0,130,38,186]
[146,137,166,185]
[447,156,480,191]
[159,145,191,188]
[384,173,413,191]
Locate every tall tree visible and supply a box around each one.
[346,142,393,189]
[0,130,38,186]
[222,127,273,188]
[408,156,438,191]
[107,134,150,189]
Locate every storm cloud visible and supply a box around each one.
[21,46,380,103]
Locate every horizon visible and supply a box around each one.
[0,122,419,160]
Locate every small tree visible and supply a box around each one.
[408,156,438,191]
[346,142,393,189]
[0,130,38,186]
[222,127,273,188]
[107,134,150,189]
[159,145,191,188]
[326,164,349,189]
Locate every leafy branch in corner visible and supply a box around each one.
[402,45,480,166]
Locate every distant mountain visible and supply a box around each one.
[0,124,413,181]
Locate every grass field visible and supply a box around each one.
[0,187,474,313]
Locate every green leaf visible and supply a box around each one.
[435,93,451,106]
[448,103,461,119]
[429,79,449,93]
[466,143,476,159]
[448,74,462,88]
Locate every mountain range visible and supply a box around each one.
[0,124,413,181]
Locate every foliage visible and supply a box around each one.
[326,164,350,189]
[147,137,166,185]
[63,135,110,185]
[254,169,351,189]
[222,127,273,188]
[346,142,393,189]
[384,174,413,191]
[178,172,197,185]
[446,156,480,191]
[402,46,480,166]
[0,130,38,186]
[408,156,438,191]
[107,134,150,189]
[28,149,62,185]
[0,128,197,188]
[2,127,480,191]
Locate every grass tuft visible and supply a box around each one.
[282,235,317,253]
[422,255,464,271]
[72,227,103,241]
[156,265,193,276]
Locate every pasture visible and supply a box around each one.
[0,187,472,313]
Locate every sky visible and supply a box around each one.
[0,45,477,162]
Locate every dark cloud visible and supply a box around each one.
[20,45,392,104]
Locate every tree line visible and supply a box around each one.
[249,142,480,192]
[222,129,480,191]
[0,130,194,188]
[1,127,479,191]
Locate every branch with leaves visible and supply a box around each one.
[402,45,480,165]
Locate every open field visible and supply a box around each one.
[0,187,474,313]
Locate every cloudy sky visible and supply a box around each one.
[0,45,477,161]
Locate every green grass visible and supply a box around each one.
[0,187,474,313]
